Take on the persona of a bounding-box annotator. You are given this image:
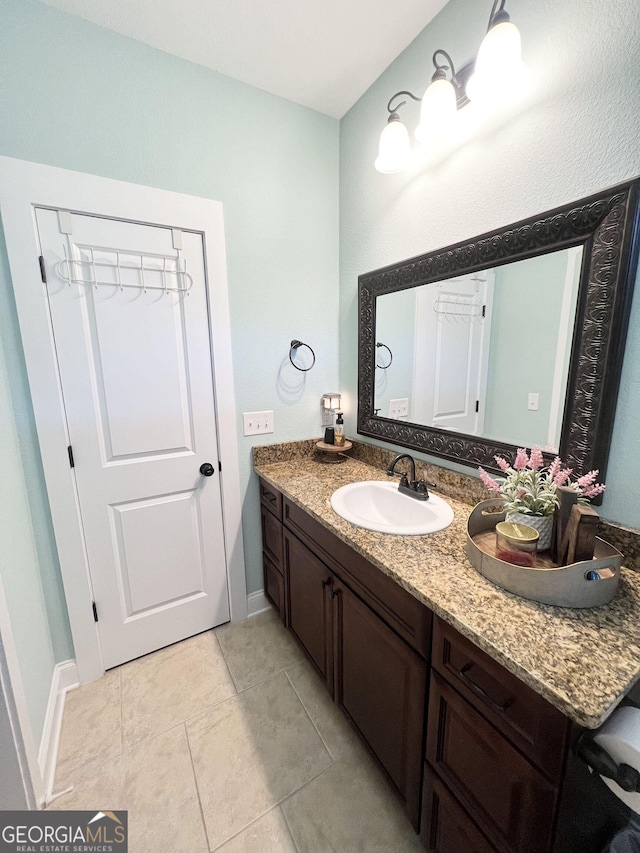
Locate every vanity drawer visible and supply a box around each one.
[427,671,557,853]
[283,497,432,659]
[420,764,498,853]
[263,554,285,622]
[432,617,570,782]
[261,503,283,569]
[259,478,282,519]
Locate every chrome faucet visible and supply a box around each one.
[386,453,435,501]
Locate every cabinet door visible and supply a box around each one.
[284,529,334,692]
[427,671,557,853]
[261,504,283,569]
[263,554,285,622]
[421,764,498,853]
[333,578,427,830]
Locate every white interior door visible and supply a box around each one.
[412,272,494,434]
[36,208,230,669]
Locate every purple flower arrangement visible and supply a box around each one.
[478,446,605,517]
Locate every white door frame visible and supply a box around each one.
[0,157,248,683]
[0,572,40,808]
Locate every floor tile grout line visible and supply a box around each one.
[218,760,347,851]
[230,659,304,697]
[277,757,347,813]
[212,630,241,695]
[119,666,123,755]
[207,805,297,853]
[114,630,240,755]
[58,718,192,786]
[278,802,302,853]
[283,668,337,763]
[184,722,213,853]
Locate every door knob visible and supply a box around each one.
[199,462,215,477]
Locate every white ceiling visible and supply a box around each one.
[40,0,450,118]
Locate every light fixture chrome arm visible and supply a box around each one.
[386,90,422,117]
[487,0,508,30]
[375,91,421,174]
[430,48,472,108]
[432,49,457,81]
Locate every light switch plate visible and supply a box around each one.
[389,398,409,419]
[243,411,274,436]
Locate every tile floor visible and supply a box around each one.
[49,608,422,852]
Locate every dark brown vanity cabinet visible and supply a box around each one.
[421,618,573,853]
[260,479,285,620]
[259,478,576,848]
[260,478,430,829]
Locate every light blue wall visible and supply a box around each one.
[0,0,339,741]
[374,288,416,417]
[484,250,580,449]
[0,295,57,743]
[339,0,640,529]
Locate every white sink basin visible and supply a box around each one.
[330,480,454,535]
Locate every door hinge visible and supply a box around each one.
[92,601,98,622]
[38,255,47,284]
[67,445,75,468]
[218,460,222,472]
[475,400,480,413]
[482,304,486,318]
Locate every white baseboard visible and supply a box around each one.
[38,659,79,805]
[247,590,270,617]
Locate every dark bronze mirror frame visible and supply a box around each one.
[358,179,640,481]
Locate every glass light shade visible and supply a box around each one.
[374,118,412,174]
[322,393,341,411]
[415,77,457,144]
[466,20,529,105]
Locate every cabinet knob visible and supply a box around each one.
[330,588,339,599]
[321,577,332,588]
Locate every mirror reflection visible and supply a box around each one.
[374,246,583,452]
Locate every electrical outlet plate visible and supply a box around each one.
[527,393,539,412]
[320,407,334,428]
[243,411,274,436]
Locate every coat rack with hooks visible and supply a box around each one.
[54,244,193,294]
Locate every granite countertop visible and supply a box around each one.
[255,452,640,729]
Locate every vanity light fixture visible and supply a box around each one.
[375,0,529,173]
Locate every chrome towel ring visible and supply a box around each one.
[289,339,316,372]
[376,342,393,369]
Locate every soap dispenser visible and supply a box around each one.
[334,411,345,446]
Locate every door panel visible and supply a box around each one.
[111,490,206,616]
[36,208,230,668]
[84,281,194,459]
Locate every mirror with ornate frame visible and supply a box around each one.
[357,179,640,481]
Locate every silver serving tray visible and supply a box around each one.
[466,500,622,608]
